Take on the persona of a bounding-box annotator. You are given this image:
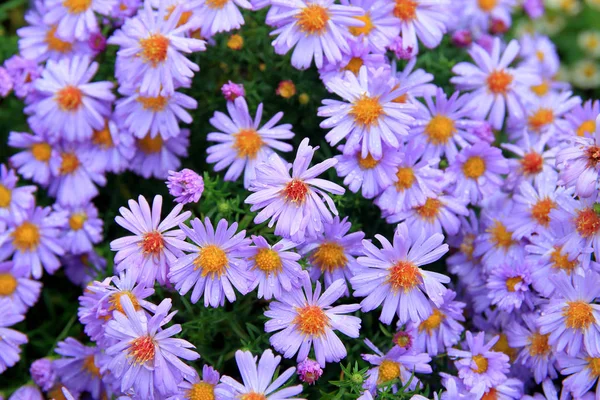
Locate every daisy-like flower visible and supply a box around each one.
[62,249,107,287]
[319,66,416,160]
[538,271,600,357]
[565,99,599,138]
[247,235,303,300]
[108,1,206,97]
[115,86,197,140]
[104,297,200,399]
[53,338,105,399]
[408,290,466,356]
[507,313,557,384]
[168,217,253,307]
[28,56,114,142]
[451,38,540,129]
[392,0,449,51]
[220,349,304,399]
[0,206,66,279]
[43,0,115,40]
[110,195,192,286]
[189,0,252,37]
[318,39,388,85]
[448,331,510,390]
[557,351,600,399]
[55,203,103,254]
[446,142,509,205]
[0,164,36,224]
[409,88,483,163]
[460,0,516,33]
[350,223,449,324]
[166,169,204,204]
[245,138,344,242]
[265,275,361,366]
[4,55,42,100]
[8,131,56,187]
[340,0,400,53]
[169,365,230,400]
[0,261,42,314]
[130,129,189,179]
[362,339,432,394]
[519,34,560,78]
[486,261,535,312]
[391,58,436,103]
[88,117,136,174]
[556,115,600,197]
[479,379,524,400]
[516,91,581,142]
[299,216,364,291]
[446,211,482,286]
[0,298,28,374]
[207,96,294,188]
[269,0,363,69]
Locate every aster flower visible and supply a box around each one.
[87,117,136,174]
[115,85,197,140]
[451,38,540,129]
[130,129,190,179]
[4,55,42,100]
[392,0,449,51]
[557,351,600,399]
[391,58,436,102]
[220,349,304,399]
[486,261,535,312]
[53,338,105,399]
[519,34,560,78]
[448,331,510,390]
[30,358,56,391]
[108,2,206,97]
[341,0,400,53]
[318,39,388,85]
[166,168,204,204]
[445,142,509,205]
[206,96,294,188]
[0,261,42,314]
[538,271,600,356]
[110,194,192,287]
[350,223,450,324]
[506,313,557,384]
[169,365,230,400]
[189,0,252,37]
[299,216,364,292]
[319,66,416,160]
[8,131,56,186]
[298,358,323,385]
[168,217,253,307]
[460,0,516,33]
[446,210,482,286]
[104,297,200,398]
[0,206,66,279]
[43,0,115,40]
[247,235,303,300]
[62,249,107,287]
[265,275,361,366]
[221,81,245,101]
[269,0,363,69]
[0,298,28,374]
[245,138,344,242]
[0,164,36,224]
[28,56,114,142]
[480,379,524,400]
[565,99,599,138]
[55,203,103,254]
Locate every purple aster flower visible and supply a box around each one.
[265,274,361,366]
[0,164,36,224]
[130,129,190,179]
[482,378,524,400]
[408,290,466,356]
[362,339,432,395]
[27,56,114,142]
[297,358,323,385]
[445,142,509,205]
[350,223,450,324]
[108,2,206,97]
[446,210,482,283]
[318,66,416,160]
[166,168,204,204]
[168,365,230,400]
[565,99,599,138]
[298,216,364,292]
[247,235,303,300]
[460,0,516,33]
[0,67,13,97]
[448,331,510,390]
[391,58,436,103]
[519,34,560,78]
[269,0,363,69]
[62,249,107,287]
[206,96,294,188]
[110,194,192,287]
[334,144,398,199]
[245,138,344,242]
[53,337,105,398]
[43,0,115,40]
[220,349,303,399]
[0,206,66,279]
[8,131,55,186]
[111,0,141,22]
[486,260,535,312]
[88,117,136,174]
[318,39,388,85]
[557,351,600,399]
[30,358,56,391]
[168,217,252,307]
[393,0,449,52]
[189,0,251,37]
[409,87,483,163]
[451,38,540,129]
[4,55,42,100]
[221,81,245,101]
[538,271,600,356]
[0,298,28,374]
[55,203,103,254]
[48,143,107,206]
[7,386,43,400]
[104,297,200,398]
[115,85,197,140]
[0,261,42,314]
[341,0,400,53]
[506,313,557,384]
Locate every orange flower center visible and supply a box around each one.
[395,167,415,191]
[253,248,282,276]
[186,382,215,400]
[311,242,347,273]
[92,124,114,149]
[477,0,497,11]
[349,14,374,36]
[493,333,516,361]
[206,0,229,9]
[460,233,476,260]
[0,274,18,296]
[357,153,379,169]
[343,57,364,75]
[578,120,596,137]
[138,134,164,154]
[31,142,52,162]
[487,70,513,94]
[472,355,489,373]
[283,179,309,204]
[394,0,417,21]
[425,115,456,145]
[416,198,441,222]
[12,222,41,252]
[60,152,80,175]
[139,34,169,66]
[69,212,87,231]
[46,26,73,53]
[419,309,445,334]
[82,355,101,378]
[550,246,577,272]
[138,95,168,112]
[586,145,600,168]
[351,95,384,127]
[234,129,263,159]
[528,108,554,132]
[378,360,401,383]
[241,393,267,400]
[194,245,228,277]
[128,335,155,365]
[296,4,329,35]
[63,0,92,14]
[564,301,595,329]
[108,291,141,314]
[0,185,11,208]
[481,389,498,400]
[165,5,193,27]
[575,208,600,238]
[531,198,556,226]
[521,152,543,175]
[488,220,514,250]
[462,156,486,179]
[587,358,600,377]
[388,260,421,292]
[142,231,164,255]
[506,276,522,292]
[294,305,329,336]
[531,81,550,97]
[528,332,551,356]
[56,86,83,111]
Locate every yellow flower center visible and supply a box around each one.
[0,274,18,296]
[297,4,329,34]
[531,81,550,97]
[416,198,441,222]
[424,115,456,145]
[139,34,170,66]
[506,276,522,292]
[60,152,80,175]
[253,248,282,276]
[575,208,600,238]
[550,246,577,272]
[388,260,421,292]
[206,0,228,9]
[521,152,543,175]
[69,212,87,231]
[83,355,101,377]
[56,85,83,111]
[357,153,379,169]
[493,333,517,361]
[0,185,11,208]
[142,231,164,255]
[108,291,141,315]
[241,393,267,400]
[477,0,497,11]
[233,129,263,159]
[31,143,52,162]
[462,156,486,179]
[12,222,41,252]
[378,360,401,383]
[294,305,329,336]
[578,120,596,137]
[349,13,374,36]
[92,124,114,149]
[531,198,556,227]
[487,70,513,94]
[351,95,384,128]
[564,301,595,330]
[528,108,554,132]
[311,242,347,273]
[138,134,164,154]
[128,335,155,365]
[194,245,228,277]
[343,57,364,75]
[460,233,475,260]
[138,95,168,112]
[62,0,92,14]
[488,220,514,251]
[394,0,417,20]
[395,167,415,191]
[165,5,193,27]
[46,25,73,53]
[419,309,445,334]
[186,382,215,400]
[227,34,244,50]
[277,81,296,98]
[528,332,551,357]
[588,358,600,377]
[472,355,488,373]
[283,179,309,204]
[482,389,498,400]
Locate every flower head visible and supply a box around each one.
[0,298,28,374]
[8,131,56,186]
[0,261,42,314]
[298,358,323,385]
[53,338,105,398]
[30,358,56,391]
[130,129,190,179]
[166,168,204,204]
[221,81,245,101]
[0,164,36,224]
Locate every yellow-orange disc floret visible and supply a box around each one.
[283,179,309,203]
[137,134,164,154]
[377,360,401,383]
[351,95,384,128]
[294,305,329,336]
[311,242,348,273]
[139,34,170,66]
[487,70,513,95]
[0,274,18,296]
[419,309,445,335]
[142,231,164,256]
[462,156,486,179]
[394,0,417,20]
[575,208,600,238]
[60,152,80,175]
[528,108,554,132]
[521,152,544,175]
[425,115,456,145]
[388,260,422,292]
[528,332,551,357]
[472,355,489,373]
[128,335,155,365]
[416,198,441,222]
[194,245,228,277]
[349,14,374,36]
[531,198,556,227]
[56,86,83,112]
[563,301,595,330]
[0,185,11,208]
[12,222,41,252]
[186,382,215,400]
[296,4,329,35]
[63,0,92,14]
[253,248,282,276]
[233,129,264,159]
